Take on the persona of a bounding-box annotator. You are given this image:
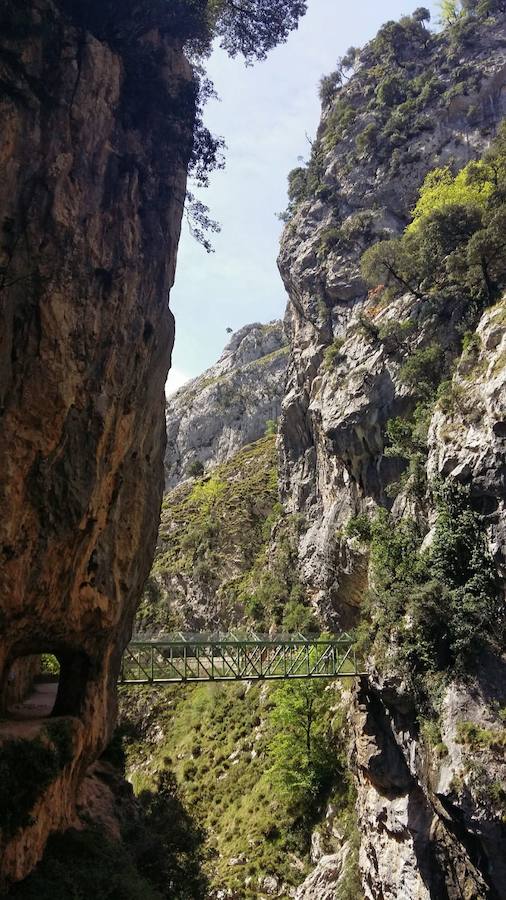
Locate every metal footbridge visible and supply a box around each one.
[120,633,364,684]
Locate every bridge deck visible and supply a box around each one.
[120,635,364,684]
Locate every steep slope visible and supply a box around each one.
[165,321,288,488]
[124,423,361,898]
[118,677,360,900]
[278,10,506,623]
[0,0,192,884]
[278,9,506,899]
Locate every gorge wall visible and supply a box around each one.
[165,320,287,488]
[139,321,290,633]
[2,3,506,899]
[278,9,506,900]
[0,0,192,884]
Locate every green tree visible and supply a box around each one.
[375,73,408,107]
[207,0,307,61]
[438,0,462,21]
[186,459,205,478]
[407,164,493,234]
[268,681,337,814]
[362,127,506,309]
[319,70,342,106]
[361,236,425,300]
[413,6,431,23]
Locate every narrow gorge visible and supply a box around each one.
[0,2,505,899]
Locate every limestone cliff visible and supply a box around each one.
[278,10,506,899]
[278,12,506,626]
[0,0,192,884]
[164,320,288,488]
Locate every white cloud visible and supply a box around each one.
[165,365,191,397]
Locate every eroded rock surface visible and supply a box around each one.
[278,16,506,627]
[165,320,287,487]
[0,0,191,883]
[278,14,506,900]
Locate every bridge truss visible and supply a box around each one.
[120,634,363,684]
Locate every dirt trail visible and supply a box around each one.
[7,682,58,721]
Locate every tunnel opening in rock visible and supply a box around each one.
[3,647,90,721]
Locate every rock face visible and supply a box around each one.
[278,13,506,900]
[428,298,506,580]
[278,15,506,626]
[294,847,350,900]
[350,657,506,900]
[165,320,287,487]
[0,0,191,884]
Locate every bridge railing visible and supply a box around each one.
[120,634,363,684]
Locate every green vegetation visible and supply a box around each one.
[398,344,444,397]
[419,719,448,759]
[185,459,205,478]
[438,0,505,23]
[137,437,314,634]
[377,317,415,348]
[0,721,74,839]
[323,337,345,370]
[40,653,60,675]
[359,480,503,707]
[456,720,506,751]
[137,437,280,631]
[362,126,506,311]
[384,400,433,499]
[268,680,339,813]
[226,508,314,633]
[406,164,493,232]
[117,677,359,898]
[344,514,372,543]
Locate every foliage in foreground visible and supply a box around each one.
[359,480,503,708]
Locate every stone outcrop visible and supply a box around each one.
[350,658,506,900]
[164,320,287,488]
[428,297,506,580]
[294,847,350,900]
[278,13,506,900]
[0,0,191,884]
[278,16,506,627]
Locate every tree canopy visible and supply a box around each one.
[361,123,506,309]
[207,0,307,62]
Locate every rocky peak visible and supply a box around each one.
[164,320,288,487]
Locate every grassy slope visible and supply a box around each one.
[137,436,279,632]
[137,435,312,635]
[122,436,359,898]
[119,679,359,899]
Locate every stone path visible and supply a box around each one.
[7,681,58,721]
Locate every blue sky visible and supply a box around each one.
[167,0,439,393]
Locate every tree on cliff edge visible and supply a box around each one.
[207,0,307,60]
[67,1,307,61]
